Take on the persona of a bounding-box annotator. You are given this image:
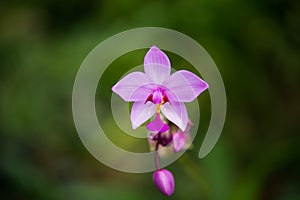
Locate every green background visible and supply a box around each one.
[1,0,299,199]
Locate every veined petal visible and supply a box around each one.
[161,101,188,131]
[163,70,208,102]
[173,132,186,153]
[112,72,154,102]
[144,46,171,84]
[130,101,156,129]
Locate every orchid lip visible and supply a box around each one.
[146,113,169,133]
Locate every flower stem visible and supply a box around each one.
[155,149,160,170]
[154,133,161,170]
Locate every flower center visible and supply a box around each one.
[152,89,163,104]
[145,88,169,109]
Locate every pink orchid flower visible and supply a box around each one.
[112,46,208,131]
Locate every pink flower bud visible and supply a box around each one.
[153,169,175,196]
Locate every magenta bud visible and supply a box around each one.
[153,169,175,196]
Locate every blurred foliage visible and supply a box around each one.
[0,0,300,199]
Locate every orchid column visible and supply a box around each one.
[112,46,208,196]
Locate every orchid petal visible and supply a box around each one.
[130,101,156,129]
[161,101,188,131]
[173,132,186,153]
[163,70,208,102]
[112,72,154,102]
[144,46,171,84]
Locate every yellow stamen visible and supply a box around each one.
[156,104,161,113]
[156,100,165,113]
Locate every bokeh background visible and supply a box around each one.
[1,0,300,199]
